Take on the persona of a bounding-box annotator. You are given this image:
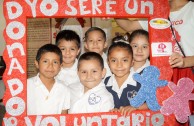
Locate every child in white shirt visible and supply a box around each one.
[69,52,114,113]
[27,44,70,115]
[55,30,81,86]
[84,27,112,78]
[105,39,149,116]
[129,29,150,74]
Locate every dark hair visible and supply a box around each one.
[108,42,133,58]
[78,52,104,70]
[84,27,106,41]
[55,30,81,48]
[36,44,63,64]
[129,29,149,44]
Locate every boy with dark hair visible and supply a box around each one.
[84,27,112,79]
[55,30,81,86]
[69,52,114,113]
[27,44,70,115]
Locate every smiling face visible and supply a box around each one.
[84,30,107,55]
[58,40,80,67]
[35,52,61,80]
[130,35,149,63]
[108,47,133,79]
[78,59,106,92]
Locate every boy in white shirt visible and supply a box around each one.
[55,30,81,86]
[84,27,112,78]
[69,52,114,113]
[27,44,70,115]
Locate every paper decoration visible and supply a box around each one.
[160,78,194,123]
[130,66,168,111]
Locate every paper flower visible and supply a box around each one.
[160,78,194,123]
[130,66,168,111]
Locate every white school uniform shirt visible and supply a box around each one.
[106,73,137,98]
[130,60,150,74]
[27,74,70,115]
[102,53,112,78]
[69,82,114,114]
[55,59,80,86]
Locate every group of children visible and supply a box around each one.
[27,27,150,116]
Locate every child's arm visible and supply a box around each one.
[114,18,144,33]
[119,103,148,116]
[61,109,68,114]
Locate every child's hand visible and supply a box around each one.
[169,52,184,68]
[119,106,137,116]
[110,108,120,113]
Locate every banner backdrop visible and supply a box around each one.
[3,0,177,125]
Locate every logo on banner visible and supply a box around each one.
[157,43,167,53]
[150,18,170,29]
[152,42,172,57]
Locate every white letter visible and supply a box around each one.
[8,58,25,75]
[7,43,25,58]
[117,116,130,126]
[74,116,86,126]
[8,78,23,96]
[101,115,117,126]
[6,21,25,40]
[141,1,153,15]
[106,0,116,14]
[151,113,164,126]
[25,116,42,126]
[25,0,38,17]
[125,0,138,14]
[60,116,66,126]
[6,97,25,116]
[79,0,91,15]
[6,2,23,19]
[132,113,144,126]
[41,117,59,126]
[65,0,77,15]
[40,0,58,16]
[87,116,102,126]
[92,0,102,14]
[3,117,17,126]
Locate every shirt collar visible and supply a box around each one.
[34,73,44,86]
[61,59,78,70]
[106,73,137,87]
[84,82,105,94]
[131,59,150,73]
